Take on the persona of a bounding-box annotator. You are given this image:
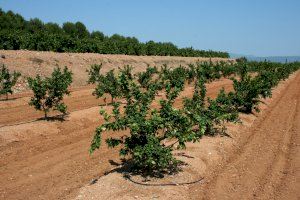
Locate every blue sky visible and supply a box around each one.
[1,0,299,56]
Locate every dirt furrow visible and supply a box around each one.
[2,72,299,200]
[0,79,232,200]
[190,72,300,200]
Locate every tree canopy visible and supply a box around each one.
[0,9,229,58]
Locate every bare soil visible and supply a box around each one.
[0,50,233,91]
[0,79,232,200]
[189,71,300,200]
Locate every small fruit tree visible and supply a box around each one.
[27,66,73,118]
[0,64,21,100]
[229,63,273,113]
[89,64,240,175]
[136,66,159,89]
[87,64,122,104]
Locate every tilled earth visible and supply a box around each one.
[0,71,233,200]
[73,72,300,200]
[191,71,300,200]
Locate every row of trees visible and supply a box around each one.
[0,65,72,119]
[0,9,229,58]
[2,61,299,176]
[88,61,300,175]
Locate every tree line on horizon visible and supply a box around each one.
[0,9,229,58]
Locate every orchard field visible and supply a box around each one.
[0,50,300,200]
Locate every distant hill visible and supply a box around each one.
[246,56,300,63]
[230,53,300,63]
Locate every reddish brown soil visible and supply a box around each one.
[0,74,232,199]
[0,50,233,91]
[75,72,300,199]
[189,71,300,200]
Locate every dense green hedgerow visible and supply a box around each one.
[0,8,229,58]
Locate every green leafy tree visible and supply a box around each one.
[0,9,230,57]
[229,64,261,113]
[62,22,77,37]
[74,22,89,38]
[44,22,62,34]
[90,80,198,174]
[229,63,273,113]
[0,64,21,100]
[219,61,236,77]
[87,64,122,104]
[136,66,159,89]
[90,31,105,41]
[95,69,120,103]
[27,66,73,118]
[206,89,239,134]
[183,78,238,136]
[86,64,104,84]
[89,63,240,174]
[159,65,188,91]
[26,18,44,33]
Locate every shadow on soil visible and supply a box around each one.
[0,97,20,101]
[0,114,69,128]
[90,156,203,187]
[37,114,68,122]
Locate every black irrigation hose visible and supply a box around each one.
[123,174,204,186]
[90,171,204,187]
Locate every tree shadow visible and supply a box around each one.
[37,114,69,122]
[0,97,20,101]
[98,101,127,107]
[0,114,69,128]
[90,157,205,187]
[103,158,186,180]
[108,160,121,166]
[193,126,234,138]
[174,152,195,158]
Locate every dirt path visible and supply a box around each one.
[0,86,98,126]
[0,79,232,200]
[189,72,300,199]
